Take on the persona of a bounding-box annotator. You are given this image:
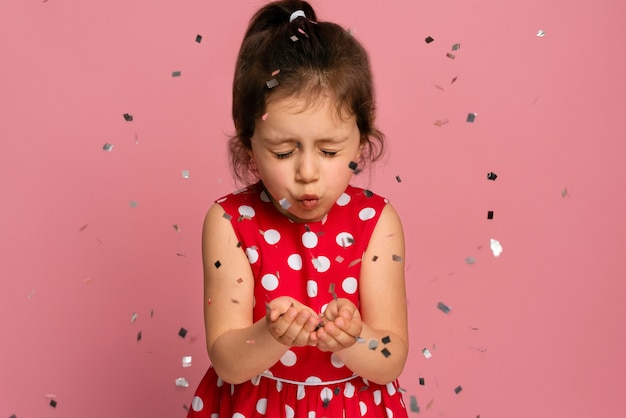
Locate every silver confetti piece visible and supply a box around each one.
[182,170,190,179]
[175,377,189,387]
[182,356,192,367]
[102,143,113,152]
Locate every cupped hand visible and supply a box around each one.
[315,298,362,352]
[265,296,322,347]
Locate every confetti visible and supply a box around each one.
[395,175,402,183]
[137,331,142,341]
[131,312,138,322]
[266,78,279,89]
[329,283,337,301]
[465,256,476,265]
[322,398,330,408]
[466,113,477,123]
[214,260,221,269]
[487,171,498,181]
[178,327,188,338]
[368,339,378,350]
[437,302,451,314]
[173,224,181,232]
[410,396,420,412]
[372,255,378,262]
[231,299,240,304]
[562,187,570,198]
[487,210,494,220]
[536,29,545,37]
[50,399,57,408]
[451,76,458,84]
[79,223,88,231]
[222,212,233,221]
[195,34,202,43]
[381,348,391,357]
[279,198,291,209]
[348,161,358,172]
[290,35,299,42]
[454,385,463,394]
[175,377,189,388]
[363,189,373,198]
[335,255,344,263]
[348,258,361,267]
[425,36,434,43]
[102,143,114,152]
[271,69,281,77]
[419,377,425,385]
[452,43,461,51]
[382,336,391,344]
[446,52,455,59]
[182,170,190,179]
[151,309,154,318]
[490,238,503,257]
[392,254,402,262]
[434,119,449,127]
[261,112,268,120]
[422,348,432,359]
[129,200,138,208]
[182,356,192,367]
[123,113,133,121]
[172,71,182,77]
[237,277,244,284]
[356,337,366,344]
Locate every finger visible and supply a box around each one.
[323,321,357,347]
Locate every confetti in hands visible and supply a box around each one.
[315,298,363,352]
[265,296,322,347]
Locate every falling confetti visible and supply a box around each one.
[178,327,188,338]
[395,175,402,183]
[175,377,190,388]
[195,34,202,43]
[537,29,545,37]
[279,198,291,209]
[329,283,337,301]
[348,161,358,172]
[487,171,498,181]
[381,348,391,357]
[182,170,190,179]
[434,119,449,127]
[451,76,458,84]
[454,385,463,394]
[452,43,461,50]
[172,71,182,77]
[490,238,503,257]
[368,339,378,350]
[422,348,432,359]
[266,78,279,89]
[173,224,181,232]
[446,52,455,59]
[129,200,138,208]
[466,113,477,123]
[562,187,570,198]
[214,260,221,269]
[425,36,434,43]
[465,256,476,265]
[410,396,420,412]
[131,312,138,323]
[102,143,113,152]
[419,377,425,385]
[437,302,451,314]
[123,113,133,121]
[137,331,142,341]
[50,399,58,408]
[382,336,391,344]
[392,254,402,262]
[79,223,88,231]
[182,356,192,367]
[363,190,373,198]
[271,69,281,77]
[222,212,233,221]
[487,210,494,220]
[371,255,378,262]
[290,35,299,42]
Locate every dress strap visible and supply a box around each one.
[258,372,359,386]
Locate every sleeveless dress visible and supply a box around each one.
[187,182,408,418]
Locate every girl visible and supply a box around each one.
[187,1,409,416]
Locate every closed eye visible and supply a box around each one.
[322,150,338,157]
[274,151,294,159]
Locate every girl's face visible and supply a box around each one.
[250,94,362,222]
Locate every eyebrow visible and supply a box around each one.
[263,136,348,145]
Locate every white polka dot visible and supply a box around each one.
[373,389,382,405]
[286,404,295,418]
[256,398,268,414]
[308,412,317,418]
[386,382,397,396]
[264,229,281,245]
[336,232,354,248]
[320,387,333,402]
[337,193,351,206]
[297,384,306,400]
[191,396,204,411]
[305,376,322,384]
[238,205,255,218]
[246,247,259,264]
[313,255,330,273]
[344,382,355,398]
[260,190,271,202]
[276,380,283,392]
[233,413,245,418]
[302,231,318,248]
[320,303,328,315]
[287,254,303,270]
[233,187,247,195]
[386,407,394,418]
[251,374,262,385]
[330,353,344,368]
[261,274,279,291]
[280,350,297,367]
[211,414,219,418]
[342,277,358,294]
[216,376,224,387]
[359,401,367,416]
[307,280,318,297]
[358,207,376,221]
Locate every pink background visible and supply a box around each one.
[1,0,625,416]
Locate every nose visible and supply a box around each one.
[296,151,319,183]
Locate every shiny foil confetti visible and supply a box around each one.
[173,224,181,232]
[446,52,455,59]
[266,78,279,89]
[434,119,450,127]
[129,200,138,208]
[537,29,545,37]
[123,113,133,121]
[271,69,281,76]
[214,260,221,269]
[410,396,420,412]
[222,212,233,221]
[487,211,494,219]
[454,385,463,394]
[487,171,498,180]
[175,377,189,388]
[395,175,402,183]
[382,336,391,344]
[368,339,378,350]
[182,356,192,367]
[279,198,291,209]
[422,348,432,358]
[290,35,299,42]
[348,161,358,171]
[182,170,190,179]
[329,283,337,301]
[381,348,391,357]
[465,256,476,265]
[131,312,138,322]
[425,36,434,43]
[392,254,402,262]
[419,377,425,385]
[137,331,142,341]
[102,143,113,152]
[437,302,451,314]
[452,43,461,51]
[178,327,188,338]
[451,76,458,84]
[172,71,181,77]
[562,187,570,198]
[467,113,477,123]
[50,399,58,408]
[195,34,202,43]
[490,238,503,257]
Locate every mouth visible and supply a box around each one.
[298,194,320,209]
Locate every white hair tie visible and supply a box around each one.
[289,10,306,22]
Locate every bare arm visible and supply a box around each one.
[316,203,408,384]
[202,203,321,384]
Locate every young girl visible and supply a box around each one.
[187,1,408,416]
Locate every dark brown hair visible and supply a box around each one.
[229,0,385,185]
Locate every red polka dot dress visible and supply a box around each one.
[187,182,408,418]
